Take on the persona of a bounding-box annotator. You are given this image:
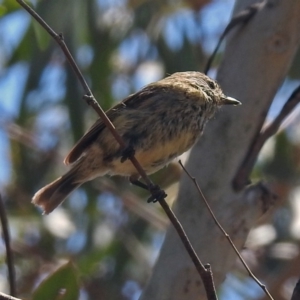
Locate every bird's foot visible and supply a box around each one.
[129,176,167,203]
[147,184,167,203]
[129,176,148,190]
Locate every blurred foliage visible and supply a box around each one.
[32,261,79,300]
[0,0,300,299]
[0,0,210,299]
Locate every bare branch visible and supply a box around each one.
[291,278,300,300]
[15,0,154,189]
[15,0,218,297]
[233,84,300,190]
[0,292,21,300]
[204,1,264,74]
[158,197,218,300]
[0,194,16,296]
[179,160,274,300]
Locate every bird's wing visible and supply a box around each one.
[64,87,156,165]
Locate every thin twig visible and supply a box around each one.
[179,160,274,300]
[15,0,155,191]
[291,278,300,300]
[204,1,263,74]
[0,195,16,296]
[233,84,300,190]
[158,198,218,300]
[15,0,133,170]
[16,0,218,298]
[0,293,21,300]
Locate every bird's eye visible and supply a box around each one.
[208,80,216,89]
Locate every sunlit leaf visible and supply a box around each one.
[2,0,20,12]
[32,261,79,300]
[0,5,7,16]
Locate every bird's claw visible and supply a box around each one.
[147,185,167,203]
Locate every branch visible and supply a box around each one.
[16,0,218,297]
[140,0,300,297]
[0,195,16,296]
[233,84,300,190]
[158,199,218,300]
[0,293,21,300]
[204,1,264,74]
[291,278,300,300]
[179,161,274,300]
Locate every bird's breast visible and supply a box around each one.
[109,130,199,176]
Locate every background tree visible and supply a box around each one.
[0,0,300,299]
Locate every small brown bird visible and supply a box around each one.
[32,71,240,214]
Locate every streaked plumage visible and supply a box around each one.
[32,71,240,214]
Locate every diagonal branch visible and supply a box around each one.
[179,161,274,300]
[204,1,264,74]
[291,278,300,300]
[16,0,218,298]
[233,84,300,190]
[0,293,22,300]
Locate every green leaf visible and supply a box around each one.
[0,5,7,16]
[32,261,80,300]
[2,0,20,13]
[32,20,50,50]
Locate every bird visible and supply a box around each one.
[32,71,241,214]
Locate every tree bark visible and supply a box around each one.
[140,0,300,299]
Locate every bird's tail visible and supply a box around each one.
[32,168,81,214]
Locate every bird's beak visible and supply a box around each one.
[222,96,241,106]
